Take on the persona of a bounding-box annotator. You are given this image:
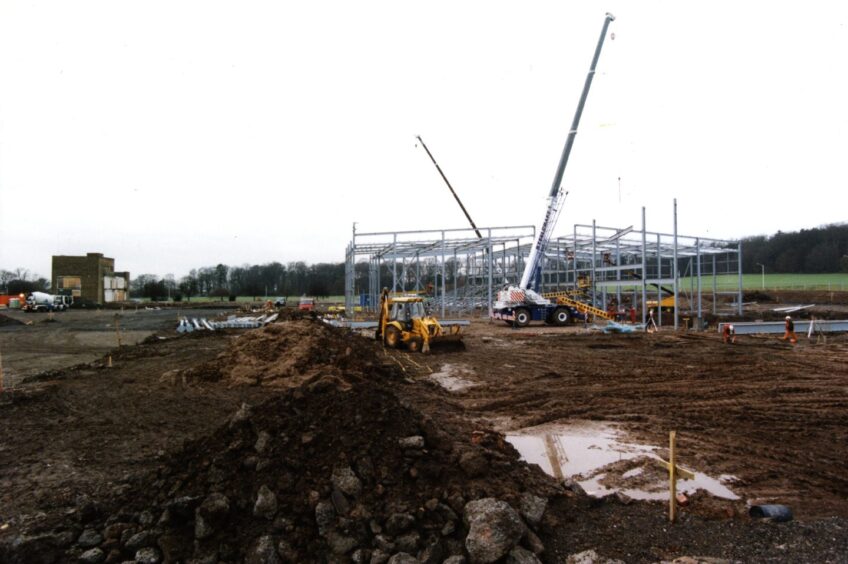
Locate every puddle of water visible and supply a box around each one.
[506,422,739,501]
[429,363,477,392]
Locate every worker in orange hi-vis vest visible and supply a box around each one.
[782,315,797,344]
[722,323,736,344]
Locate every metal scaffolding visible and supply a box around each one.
[345,205,743,329]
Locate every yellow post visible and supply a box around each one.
[669,430,677,523]
[114,314,122,347]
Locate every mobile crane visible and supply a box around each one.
[492,13,615,327]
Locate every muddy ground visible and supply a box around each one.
[0,300,847,562]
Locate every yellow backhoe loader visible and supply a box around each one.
[375,289,464,353]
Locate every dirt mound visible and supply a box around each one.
[7,379,559,563]
[0,313,25,326]
[184,319,385,388]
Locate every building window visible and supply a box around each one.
[58,276,82,298]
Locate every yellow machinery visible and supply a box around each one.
[376,289,463,353]
[542,291,615,321]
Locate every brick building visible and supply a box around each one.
[51,252,130,304]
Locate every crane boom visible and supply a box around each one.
[519,12,615,290]
[416,135,483,239]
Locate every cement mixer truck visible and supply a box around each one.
[23,291,71,312]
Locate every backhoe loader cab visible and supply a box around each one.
[376,289,462,353]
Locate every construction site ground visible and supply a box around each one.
[0,295,847,562]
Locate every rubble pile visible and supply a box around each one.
[4,378,560,563]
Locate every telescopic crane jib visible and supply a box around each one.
[492,12,616,328]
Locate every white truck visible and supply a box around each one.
[23,291,72,312]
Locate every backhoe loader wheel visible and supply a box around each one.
[552,307,570,326]
[407,338,423,353]
[514,308,531,328]
[385,326,402,348]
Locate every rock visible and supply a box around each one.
[78,547,106,563]
[156,509,172,527]
[398,436,426,449]
[463,498,525,564]
[615,491,633,506]
[523,529,544,555]
[370,549,390,564]
[276,539,298,562]
[387,554,418,564]
[565,549,626,564]
[518,494,547,527]
[436,503,459,523]
[351,548,372,564]
[157,534,190,562]
[255,431,272,453]
[385,513,416,535]
[374,535,396,553]
[137,511,155,527]
[506,546,542,564]
[245,535,281,564]
[394,531,421,554]
[458,450,488,478]
[124,530,156,551]
[331,466,362,497]
[134,547,162,564]
[443,557,467,564]
[103,523,132,541]
[195,493,230,539]
[254,485,278,519]
[417,538,443,564]
[103,548,122,563]
[164,496,200,521]
[229,402,252,427]
[326,531,358,555]
[194,515,214,541]
[77,528,104,548]
[441,521,456,536]
[562,478,587,497]
[331,489,350,516]
[315,500,336,534]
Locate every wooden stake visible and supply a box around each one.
[107,355,113,368]
[0,349,4,392]
[669,430,677,523]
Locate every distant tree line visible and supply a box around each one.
[741,223,848,274]
[0,268,49,295]
[130,262,347,301]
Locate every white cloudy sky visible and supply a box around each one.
[1,1,846,278]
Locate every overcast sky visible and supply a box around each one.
[1,1,846,279]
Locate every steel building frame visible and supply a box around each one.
[344,206,742,330]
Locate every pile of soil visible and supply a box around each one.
[184,320,382,388]
[4,378,560,563]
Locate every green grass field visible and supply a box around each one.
[687,273,848,291]
[597,273,848,292]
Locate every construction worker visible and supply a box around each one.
[722,323,736,344]
[782,315,797,344]
[646,309,658,333]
